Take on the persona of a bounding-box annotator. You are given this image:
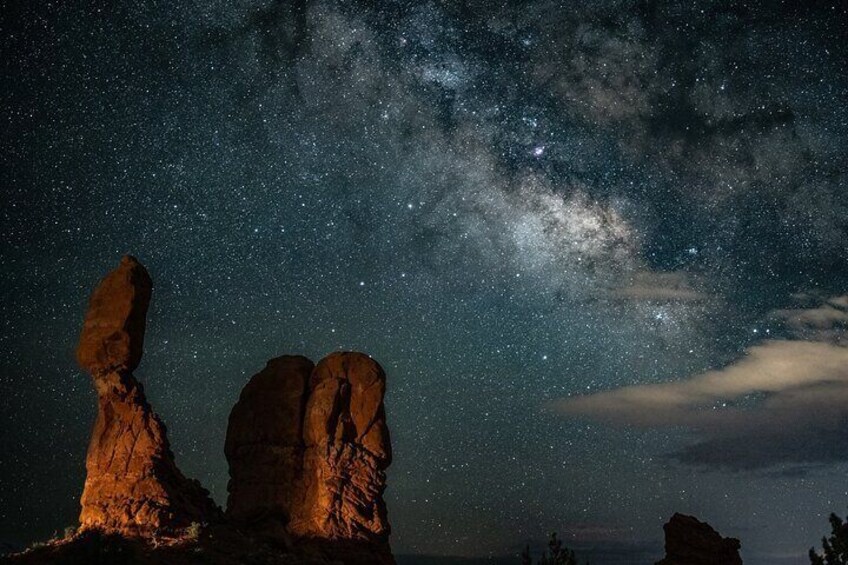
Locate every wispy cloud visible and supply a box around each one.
[610,271,707,303]
[771,295,848,334]
[551,295,848,469]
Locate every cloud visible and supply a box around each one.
[771,296,848,332]
[610,271,707,303]
[550,296,848,469]
[830,296,848,309]
[554,340,848,426]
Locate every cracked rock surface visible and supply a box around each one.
[76,256,219,537]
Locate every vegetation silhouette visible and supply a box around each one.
[520,533,585,565]
[810,511,848,565]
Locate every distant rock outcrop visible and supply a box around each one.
[76,255,219,537]
[226,351,393,563]
[656,513,742,565]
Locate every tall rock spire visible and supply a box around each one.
[76,255,219,537]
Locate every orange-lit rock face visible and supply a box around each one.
[77,256,218,537]
[225,355,313,534]
[225,351,393,553]
[291,352,392,542]
[80,372,218,535]
[76,255,151,376]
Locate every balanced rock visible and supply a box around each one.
[225,355,313,538]
[76,255,219,537]
[656,513,742,565]
[77,255,151,376]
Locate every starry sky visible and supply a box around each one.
[2,1,847,563]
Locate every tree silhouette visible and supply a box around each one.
[521,544,532,565]
[523,533,582,565]
[810,512,848,565]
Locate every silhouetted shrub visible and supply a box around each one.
[522,533,583,565]
[810,512,848,565]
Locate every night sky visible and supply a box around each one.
[2,1,848,563]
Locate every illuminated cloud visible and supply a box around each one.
[551,296,848,469]
[553,340,848,426]
[771,295,848,332]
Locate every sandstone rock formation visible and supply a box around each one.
[291,352,392,542]
[77,255,219,537]
[226,351,393,562]
[77,255,152,377]
[656,513,742,565]
[224,355,313,539]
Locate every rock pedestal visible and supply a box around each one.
[76,256,219,537]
